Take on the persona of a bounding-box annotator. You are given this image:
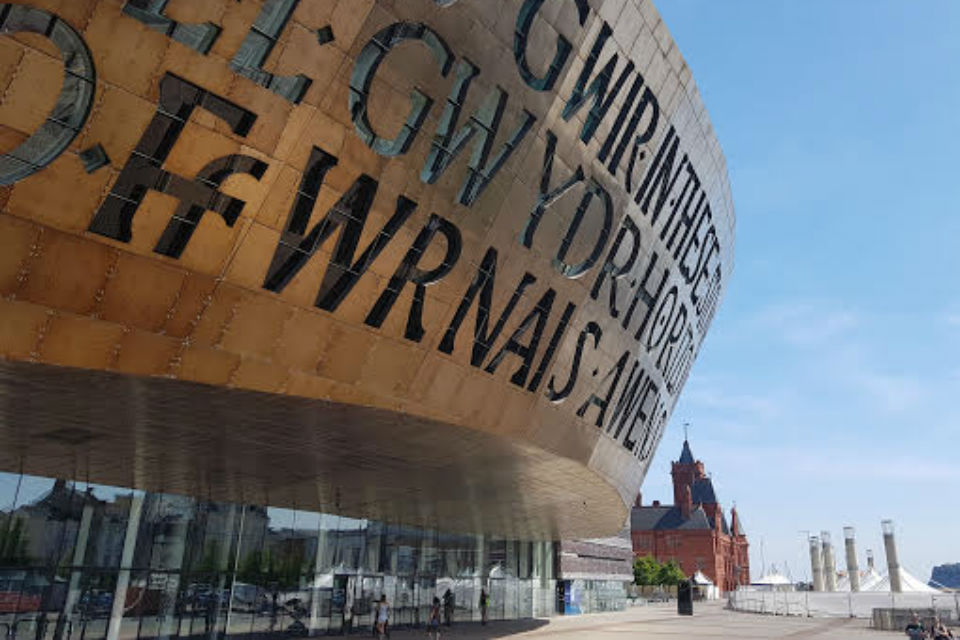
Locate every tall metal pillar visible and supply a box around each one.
[531,542,543,616]
[157,518,190,640]
[210,503,243,640]
[882,520,902,593]
[808,536,823,592]
[475,534,486,621]
[56,501,95,640]
[309,516,331,635]
[223,504,246,639]
[821,531,837,592]
[843,526,860,592]
[107,493,144,640]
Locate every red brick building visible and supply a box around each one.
[631,440,750,592]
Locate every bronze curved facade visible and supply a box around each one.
[0,0,734,540]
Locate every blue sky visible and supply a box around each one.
[641,1,960,583]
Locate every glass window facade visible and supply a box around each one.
[0,472,557,638]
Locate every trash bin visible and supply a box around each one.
[677,580,693,616]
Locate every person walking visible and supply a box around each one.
[479,589,488,626]
[932,617,954,640]
[905,612,927,640]
[426,597,441,639]
[375,594,390,640]
[442,589,454,627]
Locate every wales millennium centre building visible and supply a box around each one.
[0,0,734,633]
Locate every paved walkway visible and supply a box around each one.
[379,602,902,638]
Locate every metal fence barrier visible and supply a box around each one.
[728,590,960,622]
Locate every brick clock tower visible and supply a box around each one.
[631,440,750,591]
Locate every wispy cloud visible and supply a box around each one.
[942,312,960,327]
[843,368,926,413]
[791,450,960,483]
[742,300,932,414]
[751,301,859,346]
[684,386,780,420]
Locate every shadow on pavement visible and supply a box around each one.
[369,619,551,638]
[146,619,552,640]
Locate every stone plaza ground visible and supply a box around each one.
[380,602,903,638]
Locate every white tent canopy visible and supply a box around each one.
[751,570,794,592]
[857,568,884,591]
[753,572,792,586]
[836,567,883,592]
[872,568,940,593]
[690,571,720,600]
[691,570,714,585]
[833,567,937,593]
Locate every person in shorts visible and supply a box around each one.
[375,594,390,640]
[427,596,441,639]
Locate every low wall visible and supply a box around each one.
[628,585,678,600]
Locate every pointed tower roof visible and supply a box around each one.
[678,439,695,464]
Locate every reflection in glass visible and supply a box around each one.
[0,470,574,638]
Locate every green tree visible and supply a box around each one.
[195,541,221,574]
[657,560,686,586]
[236,545,304,590]
[633,555,660,585]
[237,549,265,585]
[275,542,305,589]
[0,517,31,566]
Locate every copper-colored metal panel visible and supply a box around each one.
[0,0,734,537]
